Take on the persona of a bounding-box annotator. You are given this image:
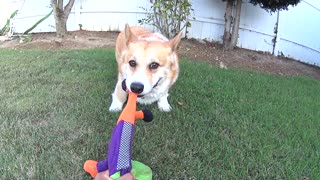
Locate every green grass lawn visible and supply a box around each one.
[0,48,319,179]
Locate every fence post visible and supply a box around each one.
[272,10,280,56]
[74,1,81,31]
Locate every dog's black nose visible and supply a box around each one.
[130,82,144,94]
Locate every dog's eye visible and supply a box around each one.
[129,60,137,67]
[149,62,160,70]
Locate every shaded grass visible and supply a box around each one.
[0,49,319,179]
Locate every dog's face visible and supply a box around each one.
[122,42,173,95]
[120,27,182,96]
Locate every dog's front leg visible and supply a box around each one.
[109,80,127,112]
[157,93,172,112]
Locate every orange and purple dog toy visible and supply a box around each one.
[84,80,153,179]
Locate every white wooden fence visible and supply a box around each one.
[2,0,320,66]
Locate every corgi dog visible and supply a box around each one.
[109,24,182,112]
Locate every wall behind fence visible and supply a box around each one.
[275,0,320,66]
[187,0,278,53]
[5,0,320,67]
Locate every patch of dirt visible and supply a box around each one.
[1,30,319,80]
[181,39,320,80]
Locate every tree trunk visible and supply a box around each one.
[55,18,67,37]
[223,0,233,50]
[53,10,67,37]
[229,0,242,50]
[51,0,75,37]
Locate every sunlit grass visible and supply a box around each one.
[0,49,319,179]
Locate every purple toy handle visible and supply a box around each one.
[97,120,134,176]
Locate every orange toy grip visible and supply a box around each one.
[117,91,138,124]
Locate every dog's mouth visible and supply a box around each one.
[138,78,163,98]
[124,78,162,98]
[152,77,162,89]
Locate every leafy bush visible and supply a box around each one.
[138,0,194,38]
[249,0,301,12]
[23,10,53,34]
[0,10,18,36]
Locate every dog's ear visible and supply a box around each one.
[167,32,182,51]
[170,55,179,84]
[125,24,137,46]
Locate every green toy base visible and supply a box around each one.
[110,160,152,180]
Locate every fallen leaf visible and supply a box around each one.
[177,101,184,106]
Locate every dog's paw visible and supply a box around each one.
[157,100,172,112]
[109,105,122,112]
[109,101,123,112]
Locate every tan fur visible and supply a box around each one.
[109,24,182,112]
